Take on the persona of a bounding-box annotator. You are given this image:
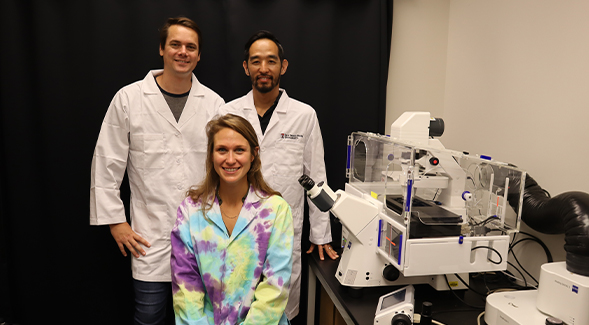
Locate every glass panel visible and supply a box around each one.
[347,132,525,240]
[378,219,403,265]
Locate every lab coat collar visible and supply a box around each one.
[143,70,212,131]
[274,89,289,113]
[210,185,267,242]
[242,89,289,137]
[242,88,289,112]
[266,89,288,134]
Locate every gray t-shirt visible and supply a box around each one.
[155,76,189,122]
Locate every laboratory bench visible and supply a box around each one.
[306,247,490,325]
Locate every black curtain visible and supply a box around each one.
[0,1,392,324]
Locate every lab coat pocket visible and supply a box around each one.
[274,141,304,177]
[129,134,165,169]
[131,201,170,241]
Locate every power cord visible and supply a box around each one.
[453,273,487,296]
[444,274,486,309]
[477,311,485,325]
[471,245,503,265]
[413,313,446,325]
[517,231,553,262]
[440,230,549,323]
[507,231,553,286]
[471,215,499,226]
[505,261,539,289]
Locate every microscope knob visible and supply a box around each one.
[383,265,400,282]
[545,317,564,325]
[420,301,433,325]
[391,313,411,325]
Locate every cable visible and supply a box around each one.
[486,288,518,294]
[430,188,441,201]
[481,272,492,294]
[478,271,520,293]
[432,308,488,315]
[472,215,499,226]
[510,232,518,247]
[513,231,553,262]
[466,176,476,187]
[414,313,446,325]
[504,261,530,288]
[506,231,552,286]
[471,246,503,264]
[504,262,538,289]
[478,270,533,293]
[453,273,487,297]
[477,311,485,325]
[511,238,550,259]
[443,274,485,309]
[508,244,539,284]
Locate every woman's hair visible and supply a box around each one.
[187,114,281,214]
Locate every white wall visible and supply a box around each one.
[386,0,450,129]
[387,0,589,282]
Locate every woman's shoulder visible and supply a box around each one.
[256,193,290,211]
[266,194,288,205]
[180,195,199,208]
[179,195,213,215]
[251,188,282,203]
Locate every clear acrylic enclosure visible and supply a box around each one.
[346,131,526,246]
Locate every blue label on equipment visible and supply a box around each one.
[347,145,351,169]
[573,285,579,293]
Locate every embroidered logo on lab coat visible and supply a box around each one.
[280,133,303,140]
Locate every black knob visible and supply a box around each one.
[391,313,411,325]
[383,265,400,282]
[429,157,439,166]
[420,301,432,325]
[429,118,444,137]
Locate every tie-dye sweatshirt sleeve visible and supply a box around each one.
[242,195,294,325]
[170,198,211,325]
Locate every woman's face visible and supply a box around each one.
[213,128,255,187]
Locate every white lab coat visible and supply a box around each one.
[90,70,224,282]
[220,89,332,318]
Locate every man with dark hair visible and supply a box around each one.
[90,17,224,325]
[220,30,338,321]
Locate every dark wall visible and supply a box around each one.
[0,1,392,324]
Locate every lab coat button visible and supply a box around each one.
[175,133,180,137]
[177,184,183,190]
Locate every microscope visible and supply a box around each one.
[300,112,527,324]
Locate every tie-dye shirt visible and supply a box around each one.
[171,185,294,325]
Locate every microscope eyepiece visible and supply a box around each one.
[298,174,315,191]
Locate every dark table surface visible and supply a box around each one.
[309,249,489,325]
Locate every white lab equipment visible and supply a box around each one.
[374,285,415,325]
[485,262,589,325]
[300,112,527,323]
[301,112,526,288]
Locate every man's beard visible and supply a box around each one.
[251,73,281,93]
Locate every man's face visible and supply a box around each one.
[243,39,288,93]
[160,25,200,78]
